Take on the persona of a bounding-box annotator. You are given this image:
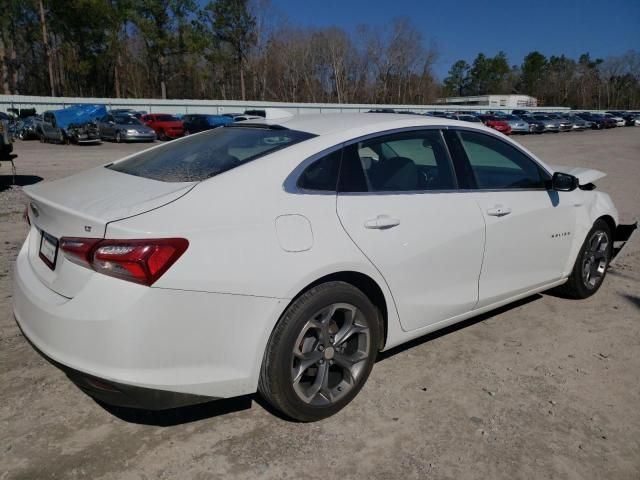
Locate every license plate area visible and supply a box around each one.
[39,231,59,270]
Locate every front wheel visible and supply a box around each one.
[259,281,380,422]
[115,131,122,143]
[553,219,612,299]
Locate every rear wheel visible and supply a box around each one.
[158,130,167,141]
[259,281,380,422]
[115,131,122,143]
[553,219,612,299]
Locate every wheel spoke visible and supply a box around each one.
[333,351,368,381]
[292,351,323,384]
[306,361,329,399]
[335,323,368,347]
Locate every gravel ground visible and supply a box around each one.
[1,129,639,480]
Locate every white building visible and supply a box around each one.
[437,94,538,108]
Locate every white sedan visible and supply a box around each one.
[14,113,636,421]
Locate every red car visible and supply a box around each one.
[141,114,184,140]
[478,115,512,135]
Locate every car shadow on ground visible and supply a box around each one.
[98,395,254,427]
[97,293,544,426]
[0,174,43,192]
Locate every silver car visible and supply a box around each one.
[545,114,573,132]
[532,114,561,132]
[500,114,530,134]
[563,115,589,131]
[98,114,156,143]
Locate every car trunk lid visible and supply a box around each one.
[24,166,196,298]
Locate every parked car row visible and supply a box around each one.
[6,106,270,146]
[391,109,640,135]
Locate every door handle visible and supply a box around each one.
[486,206,512,217]
[365,215,400,229]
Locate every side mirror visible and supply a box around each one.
[552,172,579,192]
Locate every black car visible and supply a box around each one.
[575,113,606,129]
[182,114,233,134]
[511,109,530,116]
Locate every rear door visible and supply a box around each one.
[444,128,577,307]
[336,128,485,332]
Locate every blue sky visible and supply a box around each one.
[268,0,640,78]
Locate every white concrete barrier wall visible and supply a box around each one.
[0,94,571,115]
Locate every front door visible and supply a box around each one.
[445,129,577,307]
[336,129,486,332]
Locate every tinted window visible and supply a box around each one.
[457,130,549,189]
[109,127,314,182]
[297,149,341,191]
[341,130,456,192]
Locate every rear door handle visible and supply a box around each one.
[364,215,400,229]
[486,206,511,217]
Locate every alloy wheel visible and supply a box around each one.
[291,303,370,406]
[582,230,610,289]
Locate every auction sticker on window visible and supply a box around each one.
[39,231,59,270]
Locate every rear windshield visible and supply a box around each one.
[108,126,315,182]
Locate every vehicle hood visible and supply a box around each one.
[549,165,607,185]
[24,166,196,238]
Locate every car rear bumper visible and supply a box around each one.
[13,238,285,408]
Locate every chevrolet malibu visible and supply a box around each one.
[14,114,636,422]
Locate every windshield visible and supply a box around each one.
[115,116,142,125]
[108,126,315,182]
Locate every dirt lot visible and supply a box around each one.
[1,129,639,480]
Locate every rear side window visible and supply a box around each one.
[109,127,315,182]
[298,150,341,191]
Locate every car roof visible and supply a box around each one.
[246,112,471,136]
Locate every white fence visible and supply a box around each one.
[0,94,570,115]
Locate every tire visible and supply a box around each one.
[259,281,381,422]
[39,134,45,143]
[552,219,613,299]
[158,130,167,141]
[115,131,122,143]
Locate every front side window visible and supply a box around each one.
[340,130,456,192]
[457,130,549,189]
[109,127,315,182]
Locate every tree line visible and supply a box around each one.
[443,50,640,110]
[1,0,639,109]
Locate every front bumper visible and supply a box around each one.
[13,238,284,409]
[122,131,156,142]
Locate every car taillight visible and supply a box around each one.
[59,237,188,286]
